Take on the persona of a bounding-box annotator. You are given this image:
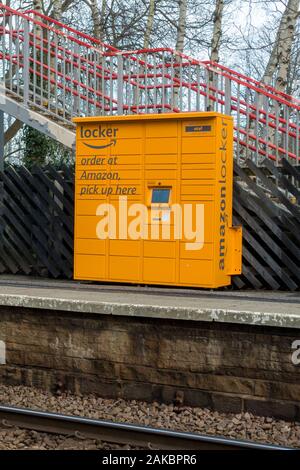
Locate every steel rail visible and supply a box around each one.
[0,405,293,450]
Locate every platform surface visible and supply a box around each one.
[0,275,299,328]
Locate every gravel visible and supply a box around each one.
[0,384,299,449]
[0,429,138,450]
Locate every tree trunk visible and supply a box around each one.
[258,0,299,161]
[99,0,107,42]
[262,0,299,91]
[143,0,156,49]
[207,0,225,111]
[62,0,75,13]
[51,0,63,22]
[175,0,187,52]
[87,0,107,113]
[89,0,106,41]
[4,120,23,145]
[240,0,299,164]
[33,0,43,14]
[32,0,43,37]
[172,0,187,110]
[210,0,224,63]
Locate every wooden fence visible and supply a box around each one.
[0,161,299,290]
[233,159,300,290]
[0,165,74,279]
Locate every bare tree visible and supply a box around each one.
[286,21,300,95]
[143,0,156,48]
[32,0,42,14]
[175,0,187,52]
[51,0,63,21]
[210,0,224,62]
[262,0,299,92]
[88,0,105,40]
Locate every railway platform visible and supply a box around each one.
[0,275,300,420]
[0,275,299,328]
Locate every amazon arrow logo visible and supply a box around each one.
[80,125,119,149]
[83,139,116,149]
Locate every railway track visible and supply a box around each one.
[0,405,292,450]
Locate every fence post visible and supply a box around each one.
[73,43,80,117]
[224,77,231,115]
[117,54,124,115]
[23,19,30,105]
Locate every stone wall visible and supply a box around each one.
[0,306,299,420]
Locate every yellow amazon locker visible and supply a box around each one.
[73,112,242,288]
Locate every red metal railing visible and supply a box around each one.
[0,4,299,164]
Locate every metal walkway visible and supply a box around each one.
[0,3,299,165]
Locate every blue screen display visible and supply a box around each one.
[151,188,170,203]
